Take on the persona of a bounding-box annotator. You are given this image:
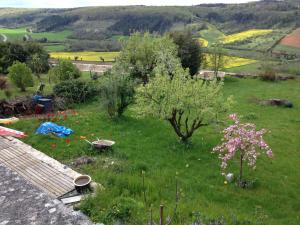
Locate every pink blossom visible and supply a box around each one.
[213,113,273,177]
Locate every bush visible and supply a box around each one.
[53,80,97,104]
[99,70,135,118]
[8,61,34,92]
[259,69,277,81]
[49,59,81,82]
[0,76,7,90]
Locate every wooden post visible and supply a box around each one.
[160,205,164,225]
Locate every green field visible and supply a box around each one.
[44,44,67,52]
[225,62,261,73]
[0,27,71,44]
[0,27,27,40]
[199,25,225,46]
[4,76,300,224]
[0,27,71,52]
[273,44,300,55]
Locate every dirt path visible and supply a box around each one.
[0,33,7,42]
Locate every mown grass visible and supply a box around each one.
[4,77,300,224]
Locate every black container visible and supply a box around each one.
[38,98,53,113]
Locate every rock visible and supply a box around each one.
[48,208,57,214]
[225,173,234,183]
[260,99,293,108]
[72,156,95,167]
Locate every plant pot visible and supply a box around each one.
[73,175,91,193]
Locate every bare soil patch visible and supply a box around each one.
[280,28,300,48]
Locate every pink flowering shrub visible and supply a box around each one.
[213,113,273,185]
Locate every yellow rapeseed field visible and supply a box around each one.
[50,51,120,62]
[222,29,273,44]
[51,51,255,70]
[223,56,256,69]
[205,54,256,69]
[198,38,209,47]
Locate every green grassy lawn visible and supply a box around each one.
[3,77,300,224]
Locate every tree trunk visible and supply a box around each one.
[167,110,205,143]
[239,153,243,183]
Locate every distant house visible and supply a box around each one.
[197,70,226,80]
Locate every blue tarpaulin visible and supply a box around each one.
[36,122,73,138]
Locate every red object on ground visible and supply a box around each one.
[35,104,44,114]
[0,126,27,138]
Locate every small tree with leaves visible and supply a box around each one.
[99,69,135,118]
[207,43,227,79]
[27,53,46,80]
[8,61,34,92]
[117,32,180,84]
[48,59,81,83]
[135,63,231,142]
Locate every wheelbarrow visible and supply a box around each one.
[85,138,115,151]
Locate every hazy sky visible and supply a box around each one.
[0,0,259,8]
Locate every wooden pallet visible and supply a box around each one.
[0,136,75,198]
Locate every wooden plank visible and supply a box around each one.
[61,195,83,204]
[27,164,74,192]
[0,137,77,198]
[3,156,72,197]
[0,148,27,161]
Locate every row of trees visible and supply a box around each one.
[99,31,273,187]
[99,32,231,142]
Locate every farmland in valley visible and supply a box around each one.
[198,25,282,53]
[50,51,119,62]
[204,54,257,69]
[50,51,256,70]
[0,27,71,51]
[0,27,71,42]
[279,27,300,48]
